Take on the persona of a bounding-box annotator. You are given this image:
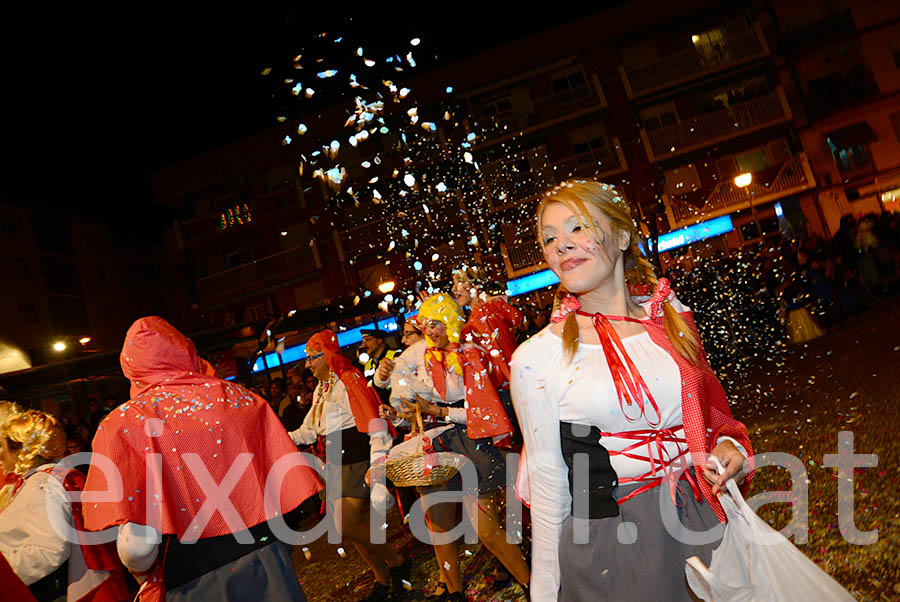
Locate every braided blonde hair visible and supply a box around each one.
[0,410,67,476]
[0,401,23,429]
[537,180,699,364]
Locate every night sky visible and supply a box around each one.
[2,6,607,241]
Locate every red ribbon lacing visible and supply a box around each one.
[575,310,662,427]
[601,426,702,507]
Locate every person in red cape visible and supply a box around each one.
[397,294,529,601]
[81,317,322,602]
[511,180,754,601]
[0,409,129,602]
[287,329,408,602]
[452,266,527,449]
[451,266,525,383]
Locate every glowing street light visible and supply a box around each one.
[52,341,67,352]
[691,34,701,44]
[378,280,396,294]
[734,173,752,188]
[79,336,92,345]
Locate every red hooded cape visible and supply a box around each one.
[462,297,524,382]
[307,330,394,436]
[82,317,322,538]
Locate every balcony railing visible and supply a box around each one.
[501,240,545,278]
[475,83,605,144]
[337,198,468,258]
[666,153,815,227]
[641,87,792,162]
[620,23,769,98]
[196,242,320,300]
[485,140,628,209]
[551,138,627,180]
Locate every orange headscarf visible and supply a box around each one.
[306,329,392,435]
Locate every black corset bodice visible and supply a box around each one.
[560,421,620,519]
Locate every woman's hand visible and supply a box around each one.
[378,404,397,420]
[703,439,747,495]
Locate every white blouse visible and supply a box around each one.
[557,330,689,480]
[510,296,745,601]
[0,465,71,585]
[289,376,392,462]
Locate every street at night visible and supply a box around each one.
[288,295,899,601]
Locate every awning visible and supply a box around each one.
[825,122,877,150]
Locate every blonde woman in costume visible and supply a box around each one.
[0,410,127,602]
[400,294,529,601]
[511,181,753,601]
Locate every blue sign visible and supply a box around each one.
[506,269,560,297]
[252,316,402,373]
[656,215,734,253]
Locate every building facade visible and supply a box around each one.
[148,0,900,352]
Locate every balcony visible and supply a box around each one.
[550,138,628,180]
[195,242,321,301]
[475,82,606,146]
[664,153,815,228]
[640,87,792,162]
[500,239,545,278]
[336,198,468,259]
[620,23,770,99]
[484,139,629,210]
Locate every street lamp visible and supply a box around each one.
[79,336,92,345]
[734,173,761,239]
[52,341,67,352]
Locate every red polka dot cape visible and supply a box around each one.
[82,317,323,540]
[642,306,755,522]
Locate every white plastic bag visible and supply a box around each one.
[685,460,855,601]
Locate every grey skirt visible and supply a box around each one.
[419,423,506,496]
[166,542,306,601]
[558,477,723,602]
[323,458,370,501]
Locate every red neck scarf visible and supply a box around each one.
[573,310,662,427]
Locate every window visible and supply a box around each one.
[225,246,255,269]
[264,165,296,192]
[247,304,266,322]
[567,123,608,155]
[41,256,81,295]
[18,302,38,323]
[48,297,89,335]
[9,258,29,278]
[640,104,678,132]
[552,70,586,95]
[735,148,773,174]
[482,97,512,116]
[890,112,900,142]
[826,123,877,175]
[1,215,22,235]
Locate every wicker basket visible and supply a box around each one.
[384,407,462,488]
